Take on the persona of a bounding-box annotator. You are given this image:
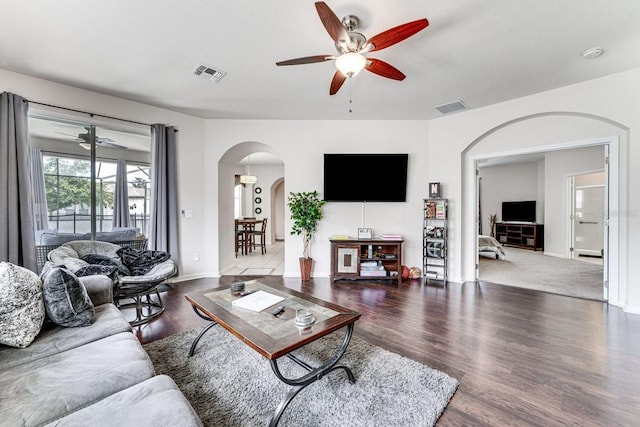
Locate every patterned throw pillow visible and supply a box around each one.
[42,267,94,327]
[0,262,45,348]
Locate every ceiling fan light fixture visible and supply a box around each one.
[335,52,366,77]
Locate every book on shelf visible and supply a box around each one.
[435,202,446,219]
[379,233,403,240]
[360,270,388,277]
[330,235,350,240]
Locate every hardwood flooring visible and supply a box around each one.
[135,277,640,426]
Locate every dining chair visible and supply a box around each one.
[235,219,247,257]
[248,218,268,255]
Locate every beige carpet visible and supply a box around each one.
[479,247,604,300]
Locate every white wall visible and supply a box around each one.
[479,162,541,234]
[205,120,430,279]
[428,67,640,313]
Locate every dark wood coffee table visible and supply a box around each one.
[185,280,361,426]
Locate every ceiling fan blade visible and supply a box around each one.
[329,71,347,95]
[315,2,350,44]
[365,58,406,81]
[276,55,334,66]
[366,19,429,52]
[54,130,82,140]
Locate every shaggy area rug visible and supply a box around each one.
[144,326,458,426]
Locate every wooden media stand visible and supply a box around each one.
[330,238,403,285]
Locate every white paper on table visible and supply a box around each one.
[231,290,285,312]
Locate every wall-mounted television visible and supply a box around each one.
[502,200,536,223]
[323,154,408,202]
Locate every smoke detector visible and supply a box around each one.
[193,64,227,82]
[582,47,603,59]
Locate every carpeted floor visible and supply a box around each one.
[144,326,458,427]
[479,247,604,300]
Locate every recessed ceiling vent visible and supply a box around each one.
[193,64,226,82]
[435,100,468,115]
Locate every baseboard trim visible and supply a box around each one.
[168,273,219,283]
[623,304,640,315]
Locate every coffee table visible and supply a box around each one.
[185,280,361,426]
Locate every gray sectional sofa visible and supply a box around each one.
[0,272,202,426]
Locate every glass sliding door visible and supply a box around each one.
[29,115,151,243]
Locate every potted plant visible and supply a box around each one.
[287,190,326,281]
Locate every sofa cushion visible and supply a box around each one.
[0,332,155,427]
[45,375,203,427]
[0,262,45,348]
[42,267,94,327]
[117,247,171,276]
[0,303,131,371]
[40,231,89,246]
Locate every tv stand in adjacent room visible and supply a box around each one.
[495,222,544,251]
[330,238,403,285]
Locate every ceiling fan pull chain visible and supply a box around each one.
[349,78,353,113]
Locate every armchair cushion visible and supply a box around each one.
[0,262,45,348]
[42,267,95,327]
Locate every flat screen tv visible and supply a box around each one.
[502,200,536,223]
[323,154,408,202]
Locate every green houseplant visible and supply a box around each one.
[287,190,326,281]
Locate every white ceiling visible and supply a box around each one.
[2,1,640,120]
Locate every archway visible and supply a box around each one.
[461,112,629,307]
[217,142,284,275]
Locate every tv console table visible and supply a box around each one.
[495,223,544,251]
[330,238,403,285]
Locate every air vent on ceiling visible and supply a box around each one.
[193,64,227,82]
[435,100,468,115]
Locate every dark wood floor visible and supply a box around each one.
[134,277,640,426]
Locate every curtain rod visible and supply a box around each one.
[25,99,178,131]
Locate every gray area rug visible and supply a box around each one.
[144,327,458,426]
[479,247,603,300]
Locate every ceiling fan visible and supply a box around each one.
[55,127,126,150]
[276,1,428,95]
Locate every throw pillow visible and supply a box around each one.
[118,247,171,276]
[0,262,45,348]
[42,267,94,327]
[81,254,131,276]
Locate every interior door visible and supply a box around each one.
[572,183,605,258]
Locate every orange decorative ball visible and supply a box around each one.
[401,265,410,280]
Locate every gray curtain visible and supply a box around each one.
[149,124,178,263]
[31,147,49,231]
[0,92,36,271]
[112,158,131,228]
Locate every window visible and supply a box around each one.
[30,115,151,238]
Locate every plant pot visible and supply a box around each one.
[299,257,313,281]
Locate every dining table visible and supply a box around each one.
[236,218,264,255]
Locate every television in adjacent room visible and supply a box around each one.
[501,200,536,223]
[323,154,408,202]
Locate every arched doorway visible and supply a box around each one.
[461,112,629,306]
[218,142,284,276]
